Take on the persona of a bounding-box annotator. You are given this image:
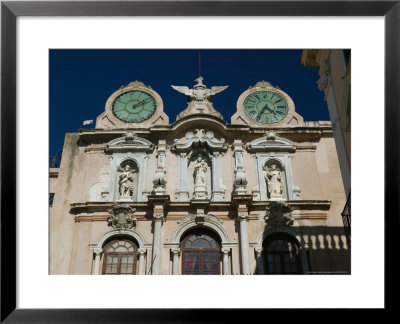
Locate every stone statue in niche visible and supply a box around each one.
[264,164,284,200]
[194,155,208,187]
[118,164,136,199]
[192,154,209,199]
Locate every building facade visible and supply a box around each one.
[49,76,350,275]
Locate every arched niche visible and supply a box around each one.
[172,129,228,202]
[262,158,288,200]
[187,150,212,199]
[247,131,299,201]
[106,132,153,202]
[114,159,139,201]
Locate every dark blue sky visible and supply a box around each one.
[49,49,328,162]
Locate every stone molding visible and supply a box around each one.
[106,132,154,153]
[91,228,146,251]
[171,213,230,244]
[247,131,296,153]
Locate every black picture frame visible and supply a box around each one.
[1,0,398,322]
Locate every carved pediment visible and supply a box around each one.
[107,132,154,152]
[247,131,296,153]
[172,129,228,152]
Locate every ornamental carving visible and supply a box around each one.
[265,201,294,227]
[172,213,229,244]
[248,80,276,89]
[107,205,137,229]
[120,80,152,90]
[172,129,228,153]
[171,76,228,120]
[177,213,223,226]
[153,212,165,222]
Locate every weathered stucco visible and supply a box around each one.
[50,78,349,275]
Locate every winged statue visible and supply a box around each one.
[171,76,228,120]
[171,77,228,102]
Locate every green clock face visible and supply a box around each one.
[244,91,288,124]
[112,90,157,123]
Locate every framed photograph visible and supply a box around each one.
[1,0,397,321]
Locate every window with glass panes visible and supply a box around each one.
[102,238,137,275]
[263,235,300,274]
[181,230,220,275]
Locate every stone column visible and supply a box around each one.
[255,247,264,275]
[221,247,230,275]
[151,212,164,275]
[93,248,102,275]
[238,210,250,274]
[138,248,146,275]
[171,248,181,275]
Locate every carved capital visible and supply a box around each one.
[237,212,249,221]
[94,248,103,255]
[171,248,181,256]
[254,247,263,256]
[213,151,221,158]
[138,248,147,255]
[153,212,165,222]
[221,247,230,255]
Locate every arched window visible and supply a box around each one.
[181,230,220,275]
[102,238,138,275]
[263,235,300,274]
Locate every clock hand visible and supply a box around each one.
[256,104,272,121]
[131,98,152,109]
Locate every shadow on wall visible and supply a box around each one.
[254,226,351,275]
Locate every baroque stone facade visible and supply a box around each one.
[49,76,350,275]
